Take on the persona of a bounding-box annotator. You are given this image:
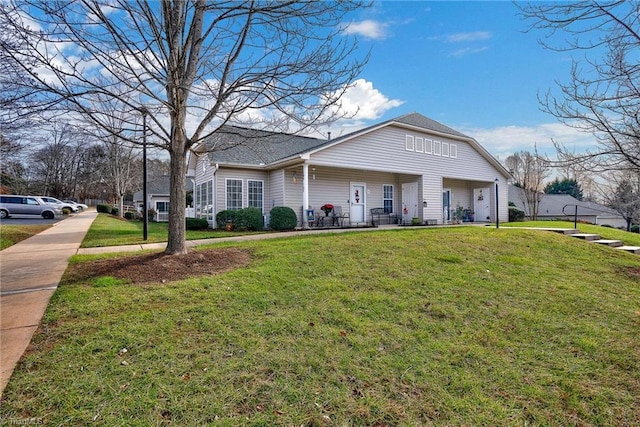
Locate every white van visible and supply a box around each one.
[0,195,62,219]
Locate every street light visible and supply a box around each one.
[140,107,149,240]
[494,178,499,229]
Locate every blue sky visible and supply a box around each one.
[327,1,594,161]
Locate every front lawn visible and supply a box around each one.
[0,224,51,250]
[81,213,262,248]
[1,227,639,425]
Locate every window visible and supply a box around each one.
[383,184,394,213]
[156,201,169,212]
[433,140,442,156]
[415,137,424,153]
[405,135,415,151]
[425,139,433,154]
[248,180,264,212]
[226,179,243,210]
[442,142,450,157]
[196,180,213,220]
[450,144,458,158]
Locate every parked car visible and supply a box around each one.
[62,200,88,211]
[38,196,79,214]
[0,195,62,219]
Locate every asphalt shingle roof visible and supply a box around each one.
[203,113,471,167]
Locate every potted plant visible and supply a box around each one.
[321,203,334,216]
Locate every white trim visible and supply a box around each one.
[450,144,458,158]
[442,142,450,157]
[405,135,415,151]
[433,140,442,156]
[415,137,424,153]
[247,179,264,213]
[425,139,433,154]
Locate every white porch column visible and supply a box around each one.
[302,163,310,228]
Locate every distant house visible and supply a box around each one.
[133,175,193,222]
[509,185,626,228]
[187,112,511,228]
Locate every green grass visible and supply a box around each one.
[1,227,639,425]
[81,213,262,248]
[0,224,51,250]
[503,220,640,247]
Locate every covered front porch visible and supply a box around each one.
[284,164,498,228]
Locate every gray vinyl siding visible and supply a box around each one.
[214,168,269,213]
[283,165,400,224]
[310,126,507,223]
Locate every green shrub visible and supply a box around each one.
[124,211,135,220]
[110,207,119,216]
[216,210,237,229]
[631,224,639,233]
[269,206,297,230]
[96,204,111,213]
[186,217,210,230]
[509,206,525,222]
[235,207,264,231]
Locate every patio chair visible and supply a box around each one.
[331,205,350,226]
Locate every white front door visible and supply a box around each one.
[402,182,419,224]
[350,182,366,223]
[473,188,491,222]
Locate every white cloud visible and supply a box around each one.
[341,20,389,40]
[446,31,492,43]
[450,46,489,57]
[460,122,598,161]
[332,78,404,121]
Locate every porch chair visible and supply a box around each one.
[331,205,350,227]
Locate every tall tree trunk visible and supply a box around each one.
[166,137,188,255]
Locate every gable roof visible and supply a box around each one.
[200,113,508,177]
[202,126,327,166]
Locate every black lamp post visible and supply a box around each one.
[140,107,149,241]
[494,178,499,229]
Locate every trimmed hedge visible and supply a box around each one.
[235,207,263,231]
[216,210,237,229]
[269,206,297,230]
[96,204,111,213]
[124,211,135,220]
[186,217,210,230]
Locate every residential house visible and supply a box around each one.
[187,112,511,228]
[133,175,194,222]
[509,185,626,228]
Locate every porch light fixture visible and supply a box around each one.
[312,167,316,180]
[494,178,499,229]
[292,171,298,184]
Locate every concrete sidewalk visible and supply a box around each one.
[0,210,98,396]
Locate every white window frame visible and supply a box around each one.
[450,144,458,158]
[425,139,433,154]
[415,137,424,153]
[442,142,450,157]
[433,140,442,156]
[225,178,243,211]
[247,179,264,213]
[405,135,415,151]
[383,184,394,213]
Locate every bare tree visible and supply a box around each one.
[505,148,551,220]
[1,1,368,255]
[603,170,640,231]
[519,1,640,173]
